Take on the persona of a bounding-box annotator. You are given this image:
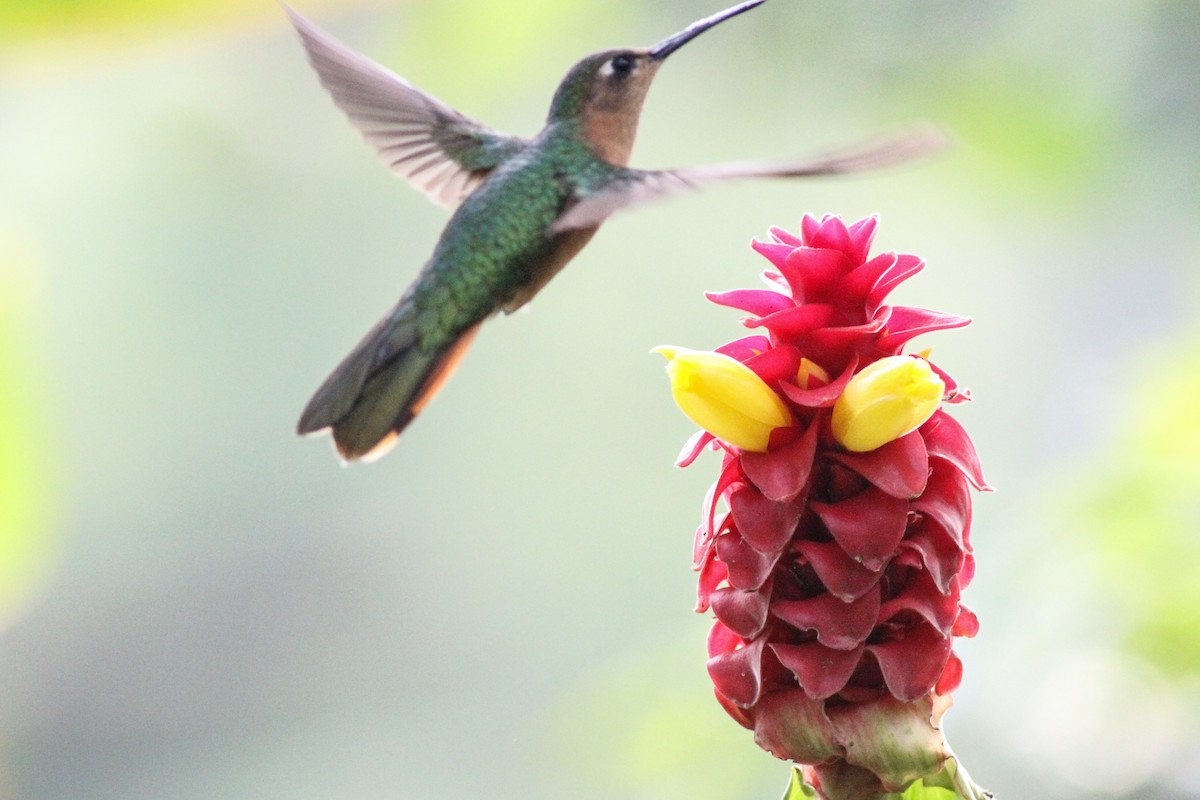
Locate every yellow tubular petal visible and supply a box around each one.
[832,356,945,452]
[796,357,831,389]
[654,346,792,452]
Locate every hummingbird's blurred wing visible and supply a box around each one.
[550,127,949,233]
[285,5,529,207]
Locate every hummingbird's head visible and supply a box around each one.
[548,0,766,165]
[548,48,661,164]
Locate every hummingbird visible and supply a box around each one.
[287,0,941,462]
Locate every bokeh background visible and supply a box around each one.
[2,0,1198,798]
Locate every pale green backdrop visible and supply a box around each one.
[1,1,1197,798]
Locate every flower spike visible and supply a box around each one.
[659,214,989,799]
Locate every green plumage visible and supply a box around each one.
[414,131,599,334]
[287,1,940,460]
[296,124,619,459]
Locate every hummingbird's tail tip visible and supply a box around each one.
[337,431,400,464]
[300,416,401,464]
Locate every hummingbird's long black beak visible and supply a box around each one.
[648,0,767,60]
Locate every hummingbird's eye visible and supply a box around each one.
[609,54,635,76]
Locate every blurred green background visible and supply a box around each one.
[1,1,1198,798]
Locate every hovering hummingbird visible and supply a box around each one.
[288,0,941,462]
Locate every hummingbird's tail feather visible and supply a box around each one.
[297,306,479,461]
[330,326,478,462]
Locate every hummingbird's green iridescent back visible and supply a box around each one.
[411,126,619,348]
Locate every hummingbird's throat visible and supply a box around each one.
[584,107,643,165]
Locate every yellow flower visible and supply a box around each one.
[832,355,945,452]
[653,346,792,452]
[796,357,831,389]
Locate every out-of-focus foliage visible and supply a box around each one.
[1073,337,1200,678]
[402,0,617,98]
[0,228,52,629]
[934,67,1114,199]
[0,0,266,41]
[544,639,782,800]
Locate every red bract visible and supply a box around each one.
[681,214,989,791]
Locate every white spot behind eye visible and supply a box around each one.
[598,61,615,79]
